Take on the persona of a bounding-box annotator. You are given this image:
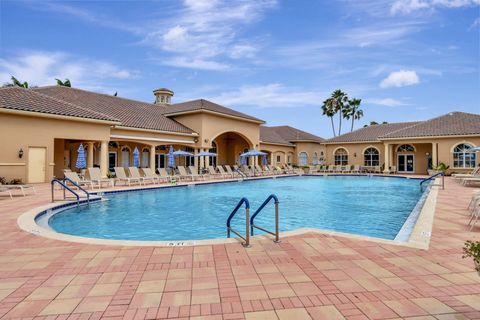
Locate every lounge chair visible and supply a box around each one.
[177,166,193,181]
[225,165,240,177]
[388,166,397,174]
[114,167,141,186]
[254,165,265,176]
[0,182,36,196]
[341,166,351,173]
[217,166,232,178]
[351,165,361,173]
[241,165,254,176]
[87,167,114,188]
[468,196,480,230]
[262,165,274,175]
[142,168,164,184]
[188,166,207,180]
[208,166,223,179]
[453,167,480,179]
[158,168,178,182]
[269,165,281,175]
[129,167,156,185]
[64,171,94,189]
[372,166,382,173]
[462,177,480,186]
[0,187,12,199]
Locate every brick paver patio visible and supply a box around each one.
[0,177,479,319]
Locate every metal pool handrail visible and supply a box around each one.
[420,172,444,190]
[250,194,280,243]
[51,178,80,206]
[235,168,246,179]
[63,177,90,204]
[226,197,251,247]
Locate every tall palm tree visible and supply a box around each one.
[345,98,363,132]
[55,78,71,87]
[321,98,337,136]
[331,89,348,136]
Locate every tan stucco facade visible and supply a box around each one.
[325,136,480,174]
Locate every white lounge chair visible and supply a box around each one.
[217,166,232,178]
[388,166,397,174]
[158,168,178,182]
[0,187,12,199]
[208,166,223,179]
[87,167,114,188]
[177,166,193,181]
[64,171,94,189]
[224,165,240,177]
[114,167,141,186]
[351,165,361,173]
[129,167,156,185]
[188,166,207,180]
[453,167,480,179]
[143,168,167,184]
[0,182,36,196]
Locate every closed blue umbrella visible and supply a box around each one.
[168,146,175,169]
[75,143,86,169]
[240,156,247,166]
[262,155,268,166]
[133,147,140,167]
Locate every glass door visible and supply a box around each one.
[398,154,415,173]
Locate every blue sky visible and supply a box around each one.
[0,0,479,138]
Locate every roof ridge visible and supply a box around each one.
[379,121,424,138]
[3,87,119,121]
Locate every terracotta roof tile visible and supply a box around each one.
[164,99,264,122]
[324,122,420,143]
[381,112,480,138]
[0,87,117,122]
[33,86,195,134]
[261,126,324,144]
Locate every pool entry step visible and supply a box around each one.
[226,194,280,247]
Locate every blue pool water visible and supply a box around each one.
[47,176,425,241]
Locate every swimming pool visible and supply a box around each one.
[45,176,428,241]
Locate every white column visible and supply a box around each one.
[270,153,274,165]
[432,142,438,167]
[100,141,108,178]
[150,145,156,169]
[383,143,390,173]
[87,142,94,168]
[200,148,205,169]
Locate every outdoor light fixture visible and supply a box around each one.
[193,137,199,143]
[426,152,430,156]
[18,148,24,159]
[204,139,209,143]
[354,152,357,157]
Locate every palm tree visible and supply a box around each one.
[113,92,118,96]
[331,89,348,135]
[345,98,363,132]
[3,76,29,88]
[55,78,71,87]
[321,98,337,136]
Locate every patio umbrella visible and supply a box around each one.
[167,146,175,174]
[240,150,267,176]
[132,147,140,167]
[262,154,268,166]
[75,143,86,169]
[195,151,217,169]
[240,155,247,166]
[467,147,480,152]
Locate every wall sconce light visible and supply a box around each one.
[204,139,209,143]
[354,152,357,157]
[193,137,199,143]
[425,152,430,156]
[18,148,24,159]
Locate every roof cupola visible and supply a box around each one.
[153,88,174,105]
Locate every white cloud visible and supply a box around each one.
[145,0,276,70]
[0,51,138,89]
[207,83,323,108]
[367,98,409,107]
[391,0,480,15]
[379,70,420,88]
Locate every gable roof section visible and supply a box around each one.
[324,121,421,143]
[381,112,480,139]
[0,87,117,122]
[34,86,196,135]
[260,126,294,146]
[164,99,264,123]
[261,126,324,144]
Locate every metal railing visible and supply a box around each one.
[250,194,280,243]
[226,197,250,247]
[51,178,80,205]
[234,169,247,179]
[420,172,444,190]
[63,177,90,203]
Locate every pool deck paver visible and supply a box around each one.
[0,177,479,319]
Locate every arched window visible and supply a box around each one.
[209,142,217,166]
[298,152,308,166]
[364,147,380,166]
[121,147,130,167]
[313,152,319,165]
[453,143,476,168]
[142,148,150,168]
[334,148,348,165]
[397,144,415,152]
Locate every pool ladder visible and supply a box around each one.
[226,194,280,247]
[51,178,90,206]
[420,172,444,190]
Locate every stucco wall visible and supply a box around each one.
[294,142,325,166]
[0,113,111,182]
[325,143,384,167]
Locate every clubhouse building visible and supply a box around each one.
[0,86,479,183]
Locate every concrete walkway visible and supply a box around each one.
[0,178,479,319]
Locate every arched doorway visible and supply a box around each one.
[211,131,253,166]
